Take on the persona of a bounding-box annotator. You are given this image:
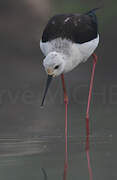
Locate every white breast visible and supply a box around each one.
[78,34,99,62]
[40,35,99,73]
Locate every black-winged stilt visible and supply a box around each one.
[40,8,100,180]
[40,8,99,106]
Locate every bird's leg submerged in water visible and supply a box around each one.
[86,53,98,180]
[61,74,68,180]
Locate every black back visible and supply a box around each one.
[42,10,98,44]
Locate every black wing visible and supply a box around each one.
[42,11,98,44]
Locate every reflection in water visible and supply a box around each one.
[41,168,48,180]
[0,134,112,180]
[86,117,93,180]
[63,161,68,180]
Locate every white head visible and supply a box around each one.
[43,52,65,77]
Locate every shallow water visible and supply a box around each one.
[0,111,112,180]
[0,70,113,180]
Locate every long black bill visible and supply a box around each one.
[41,75,53,107]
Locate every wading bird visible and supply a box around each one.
[40,8,100,180]
[40,8,99,106]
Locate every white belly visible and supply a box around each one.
[40,35,99,73]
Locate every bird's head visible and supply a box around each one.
[41,52,65,106]
[43,52,65,77]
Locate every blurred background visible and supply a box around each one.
[0,0,115,179]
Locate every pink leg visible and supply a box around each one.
[86,53,98,180]
[86,53,98,119]
[61,74,68,180]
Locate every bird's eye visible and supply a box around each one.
[54,65,59,69]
